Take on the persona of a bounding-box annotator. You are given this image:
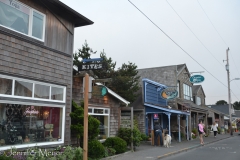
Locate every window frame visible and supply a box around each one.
[88,107,110,138]
[0,100,65,151]
[0,0,46,41]
[0,74,66,103]
[183,83,193,101]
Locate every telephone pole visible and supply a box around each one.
[225,48,233,136]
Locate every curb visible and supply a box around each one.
[101,150,132,160]
[157,136,233,159]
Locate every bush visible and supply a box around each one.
[192,128,197,135]
[103,137,127,154]
[104,147,116,157]
[117,127,142,148]
[88,140,105,159]
[0,155,15,160]
[140,133,149,141]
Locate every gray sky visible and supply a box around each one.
[60,0,240,105]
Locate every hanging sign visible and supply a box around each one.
[78,58,105,71]
[189,75,205,83]
[160,88,178,100]
[92,86,108,97]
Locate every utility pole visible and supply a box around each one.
[225,48,233,136]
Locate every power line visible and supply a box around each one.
[197,0,240,92]
[166,0,224,68]
[197,0,228,47]
[127,0,240,101]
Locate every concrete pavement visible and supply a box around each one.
[102,132,239,160]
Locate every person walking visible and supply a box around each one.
[198,120,205,145]
[211,122,218,137]
[154,122,163,146]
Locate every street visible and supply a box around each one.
[164,136,240,160]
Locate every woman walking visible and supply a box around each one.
[198,120,205,145]
[211,122,218,137]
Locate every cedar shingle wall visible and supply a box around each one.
[0,33,72,145]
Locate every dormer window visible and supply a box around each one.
[0,0,45,41]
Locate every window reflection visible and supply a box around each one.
[0,78,12,95]
[34,84,49,99]
[14,80,33,97]
[51,87,63,101]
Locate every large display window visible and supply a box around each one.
[0,103,64,148]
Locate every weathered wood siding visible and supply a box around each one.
[19,0,74,55]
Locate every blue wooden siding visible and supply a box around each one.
[145,83,167,106]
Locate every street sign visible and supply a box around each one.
[189,75,205,83]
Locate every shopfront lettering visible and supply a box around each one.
[24,106,39,115]
[80,63,103,71]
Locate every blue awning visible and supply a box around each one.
[144,103,190,115]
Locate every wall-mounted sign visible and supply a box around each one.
[160,88,178,100]
[154,114,159,119]
[189,75,205,83]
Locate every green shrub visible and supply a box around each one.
[104,147,116,157]
[192,128,197,135]
[140,133,149,141]
[117,127,142,148]
[0,155,15,160]
[88,140,105,159]
[217,127,221,134]
[103,137,127,154]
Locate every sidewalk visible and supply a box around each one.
[102,132,239,160]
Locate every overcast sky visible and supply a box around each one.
[60,0,240,105]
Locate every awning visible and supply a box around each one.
[144,103,190,115]
[95,83,130,106]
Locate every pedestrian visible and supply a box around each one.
[198,120,205,145]
[154,122,163,146]
[211,122,218,137]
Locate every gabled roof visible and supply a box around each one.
[192,85,206,97]
[95,83,130,106]
[35,0,93,27]
[208,105,229,115]
[192,85,201,95]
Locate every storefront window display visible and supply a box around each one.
[0,103,63,147]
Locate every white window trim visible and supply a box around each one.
[0,100,65,151]
[0,0,46,41]
[88,107,110,138]
[0,74,66,103]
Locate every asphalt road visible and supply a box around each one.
[163,136,240,160]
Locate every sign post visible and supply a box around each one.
[83,73,89,160]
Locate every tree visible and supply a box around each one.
[215,100,227,105]
[233,101,240,110]
[70,100,100,147]
[74,42,140,103]
[110,62,140,103]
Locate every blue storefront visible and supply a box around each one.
[142,79,190,142]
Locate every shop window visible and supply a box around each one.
[14,80,33,97]
[0,0,45,41]
[51,87,64,101]
[0,103,63,147]
[0,75,65,102]
[89,107,109,140]
[0,78,12,95]
[34,84,50,99]
[183,83,193,101]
